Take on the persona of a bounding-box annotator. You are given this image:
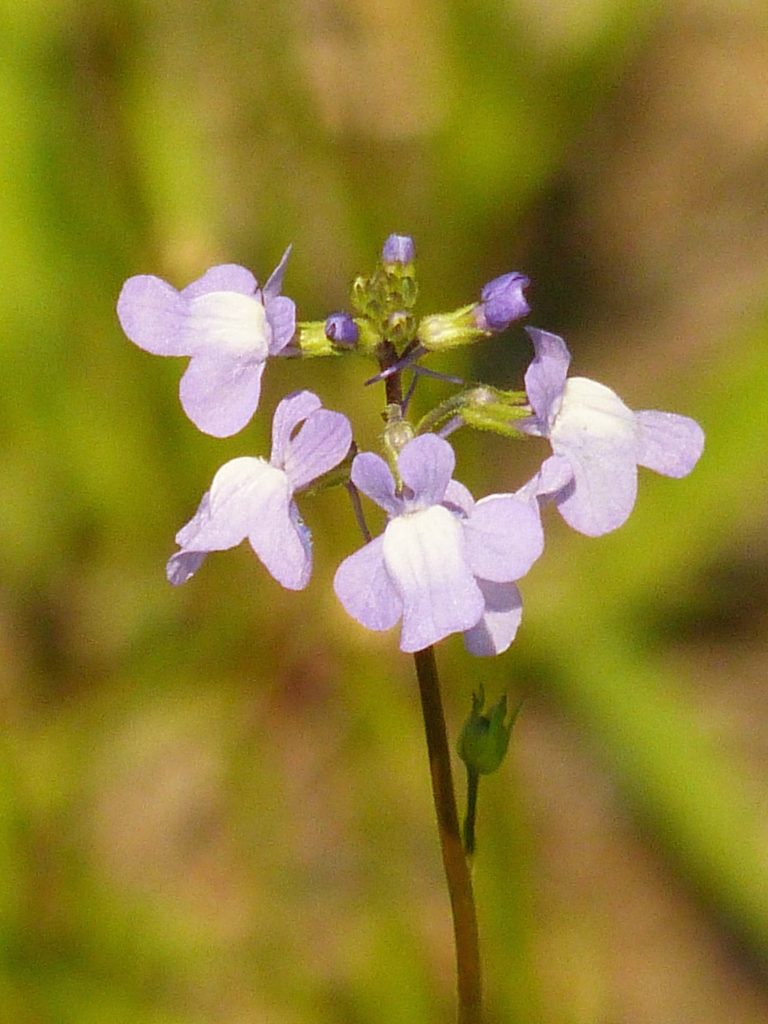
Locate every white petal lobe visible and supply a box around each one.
[382,506,484,652]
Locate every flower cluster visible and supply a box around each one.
[118,235,704,655]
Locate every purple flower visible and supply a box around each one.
[381,234,416,265]
[520,327,705,536]
[475,272,530,332]
[334,435,544,654]
[167,391,352,590]
[117,249,296,437]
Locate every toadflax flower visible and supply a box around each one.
[117,249,296,437]
[520,327,705,536]
[167,391,351,590]
[334,434,544,654]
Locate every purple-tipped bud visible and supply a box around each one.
[325,312,359,347]
[476,272,530,332]
[381,233,416,265]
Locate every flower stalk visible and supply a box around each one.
[414,645,482,1024]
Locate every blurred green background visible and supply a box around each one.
[3,0,768,1021]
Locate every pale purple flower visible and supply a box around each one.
[474,272,530,332]
[520,327,705,536]
[382,234,415,264]
[117,249,296,437]
[334,435,544,654]
[167,391,351,590]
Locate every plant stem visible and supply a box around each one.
[413,646,482,1024]
[463,768,480,858]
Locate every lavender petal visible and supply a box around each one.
[179,353,265,437]
[463,495,543,582]
[117,276,190,356]
[351,452,401,515]
[463,580,523,656]
[285,409,352,490]
[266,295,297,355]
[166,550,208,586]
[262,245,292,302]
[523,327,571,427]
[270,390,323,467]
[397,434,454,507]
[181,264,257,300]
[635,410,705,478]
[248,491,313,591]
[382,506,484,652]
[333,536,402,631]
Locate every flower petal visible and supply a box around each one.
[266,295,297,354]
[179,458,282,551]
[179,352,265,437]
[521,453,574,500]
[550,376,638,535]
[443,479,474,517]
[248,493,313,591]
[477,272,530,331]
[398,434,454,507]
[333,536,402,631]
[463,580,523,656]
[184,290,269,359]
[262,245,292,302]
[166,550,207,586]
[351,452,401,515]
[284,409,352,490]
[182,264,257,300]
[523,327,571,428]
[463,494,543,581]
[270,390,323,466]
[635,410,705,478]
[117,275,190,356]
[166,459,280,582]
[382,506,484,652]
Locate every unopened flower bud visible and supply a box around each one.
[325,312,359,347]
[383,408,415,458]
[382,233,416,265]
[457,687,518,775]
[475,272,530,332]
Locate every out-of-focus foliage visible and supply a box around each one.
[2,1,768,1021]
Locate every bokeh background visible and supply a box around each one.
[3,0,768,1021]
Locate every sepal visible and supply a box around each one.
[417,305,487,351]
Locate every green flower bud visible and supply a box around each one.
[385,309,417,347]
[457,687,519,776]
[383,408,415,471]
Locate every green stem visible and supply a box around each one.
[413,646,482,1024]
[463,768,480,858]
